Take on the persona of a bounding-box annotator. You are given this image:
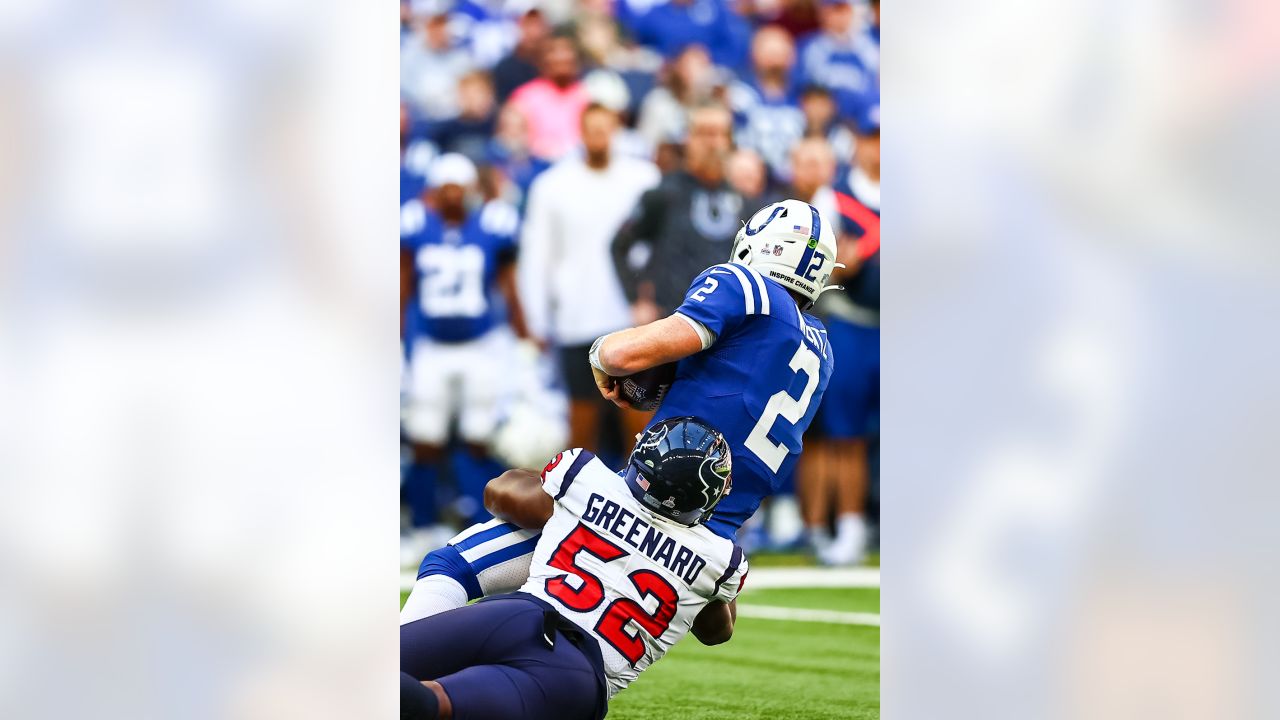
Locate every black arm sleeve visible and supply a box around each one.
[611,186,666,303]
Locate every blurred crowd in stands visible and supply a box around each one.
[401,0,879,567]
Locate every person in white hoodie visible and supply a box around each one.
[518,103,661,453]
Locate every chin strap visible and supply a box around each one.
[804,262,848,309]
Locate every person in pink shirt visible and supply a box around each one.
[506,33,590,162]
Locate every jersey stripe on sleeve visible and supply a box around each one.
[722,264,757,316]
[453,521,525,552]
[469,534,541,573]
[713,545,745,594]
[741,264,771,316]
[457,524,540,563]
[554,450,596,501]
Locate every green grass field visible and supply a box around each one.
[400,584,880,719]
[609,586,879,720]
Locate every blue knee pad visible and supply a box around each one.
[417,545,483,600]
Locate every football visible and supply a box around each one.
[617,362,678,411]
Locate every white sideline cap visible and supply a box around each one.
[427,153,478,189]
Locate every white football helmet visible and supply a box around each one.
[730,199,842,307]
[489,341,569,470]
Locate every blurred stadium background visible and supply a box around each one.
[401,0,880,716]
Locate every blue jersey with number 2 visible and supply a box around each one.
[655,262,834,539]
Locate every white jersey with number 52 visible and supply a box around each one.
[520,449,748,697]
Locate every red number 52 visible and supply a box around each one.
[544,523,679,665]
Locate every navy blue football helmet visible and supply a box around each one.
[624,416,732,527]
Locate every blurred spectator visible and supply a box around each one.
[748,0,821,38]
[430,71,498,165]
[833,120,879,303]
[492,8,550,103]
[401,104,428,205]
[726,148,771,205]
[636,45,718,148]
[401,10,475,120]
[520,103,662,454]
[799,84,855,164]
[631,0,748,68]
[612,103,767,322]
[798,0,879,121]
[401,1,417,46]
[451,0,521,69]
[485,104,551,211]
[402,102,439,193]
[573,10,665,129]
[730,25,806,182]
[400,154,530,563]
[508,32,590,161]
[582,69,655,161]
[574,10,664,84]
[787,136,838,227]
[813,120,879,566]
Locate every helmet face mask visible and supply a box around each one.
[625,417,733,527]
[730,199,841,307]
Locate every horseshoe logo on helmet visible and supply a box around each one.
[743,205,788,236]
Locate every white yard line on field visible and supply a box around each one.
[736,604,881,627]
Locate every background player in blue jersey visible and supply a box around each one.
[400,152,532,563]
[401,198,839,623]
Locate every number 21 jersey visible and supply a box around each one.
[520,449,748,698]
[401,203,519,343]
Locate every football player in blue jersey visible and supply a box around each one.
[400,152,532,565]
[401,198,839,623]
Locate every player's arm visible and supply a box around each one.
[589,314,704,408]
[496,259,533,342]
[691,598,737,646]
[516,177,553,345]
[483,469,553,530]
[611,187,666,324]
[593,314,704,377]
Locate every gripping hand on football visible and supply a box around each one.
[590,362,634,410]
[588,316,704,409]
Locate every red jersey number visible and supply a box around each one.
[544,523,680,666]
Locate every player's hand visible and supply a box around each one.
[631,299,660,326]
[519,335,550,355]
[592,365,636,410]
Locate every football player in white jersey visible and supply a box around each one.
[401,417,748,720]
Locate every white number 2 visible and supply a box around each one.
[745,342,821,472]
[690,277,719,302]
